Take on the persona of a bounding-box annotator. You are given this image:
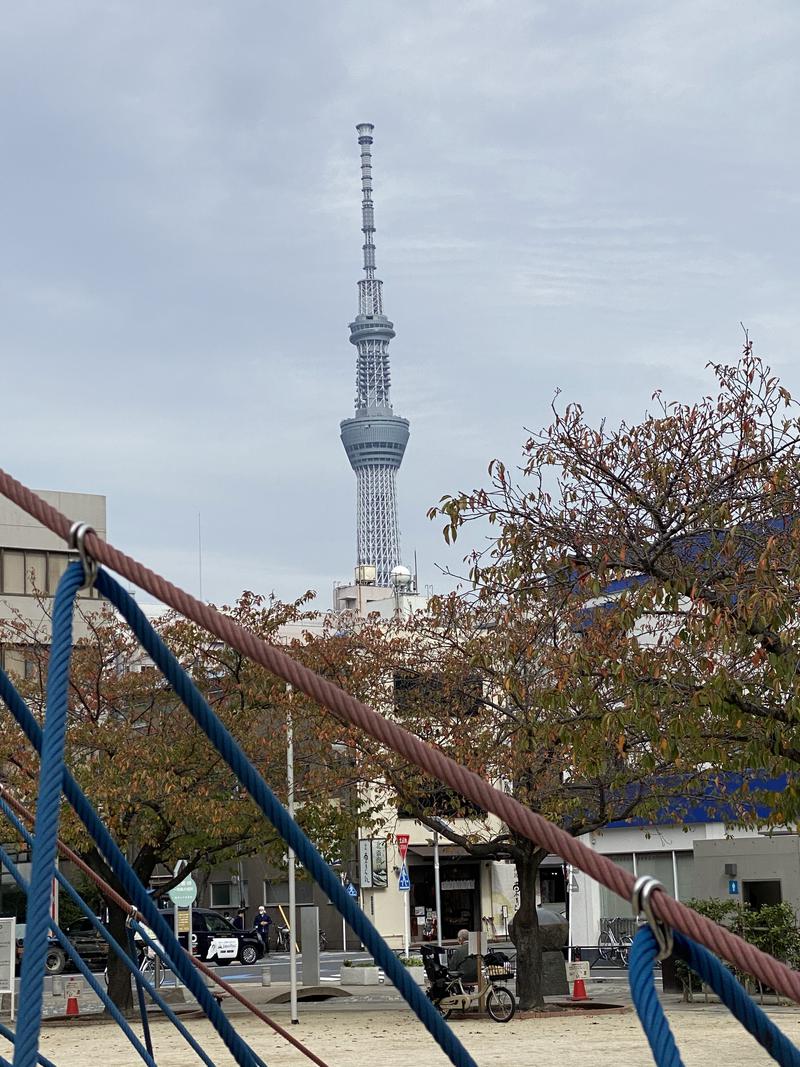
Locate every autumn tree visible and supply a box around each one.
[1,591,357,1012]
[300,589,696,1010]
[422,346,800,1001]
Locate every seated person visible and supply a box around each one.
[448,928,477,982]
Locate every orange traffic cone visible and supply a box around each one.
[66,992,80,1017]
[571,976,589,1001]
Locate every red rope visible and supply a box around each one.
[1,467,798,1002]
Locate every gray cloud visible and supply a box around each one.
[1,1,797,606]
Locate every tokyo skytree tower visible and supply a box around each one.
[340,123,410,587]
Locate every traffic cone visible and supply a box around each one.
[66,992,80,1017]
[571,976,589,1001]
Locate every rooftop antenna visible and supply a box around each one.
[197,511,204,602]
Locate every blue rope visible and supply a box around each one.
[0,1021,56,1067]
[0,841,155,1067]
[0,565,265,1067]
[630,926,800,1067]
[14,564,86,1067]
[95,566,478,1067]
[0,797,217,1067]
[127,924,154,1060]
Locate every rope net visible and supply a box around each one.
[0,471,798,1066]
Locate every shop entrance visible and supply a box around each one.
[409,861,480,941]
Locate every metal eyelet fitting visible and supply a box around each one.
[68,521,98,591]
[632,875,674,961]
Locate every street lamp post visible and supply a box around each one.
[287,703,298,1024]
[433,830,443,947]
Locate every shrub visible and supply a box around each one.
[676,898,800,995]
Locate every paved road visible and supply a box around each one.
[157,949,375,987]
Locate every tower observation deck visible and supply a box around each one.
[340,123,409,587]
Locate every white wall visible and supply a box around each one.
[569,821,762,946]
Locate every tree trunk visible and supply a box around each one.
[105,900,136,1016]
[512,849,546,1010]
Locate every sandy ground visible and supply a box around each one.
[9,1007,800,1067]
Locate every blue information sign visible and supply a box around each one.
[398,864,411,891]
[728,879,739,895]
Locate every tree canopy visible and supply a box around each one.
[0,589,358,1008]
[432,348,800,822]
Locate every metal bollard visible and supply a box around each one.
[261,965,271,987]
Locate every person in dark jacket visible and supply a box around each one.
[448,929,477,982]
[254,906,272,953]
[233,909,245,931]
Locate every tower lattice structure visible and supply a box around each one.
[340,123,409,587]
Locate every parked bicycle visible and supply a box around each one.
[421,944,516,1022]
[597,917,633,967]
[274,925,327,952]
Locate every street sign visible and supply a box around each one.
[176,908,191,933]
[345,882,358,898]
[396,833,410,861]
[359,838,373,889]
[728,879,739,895]
[398,864,411,891]
[169,877,197,907]
[0,919,15,1021]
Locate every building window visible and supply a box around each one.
[210,883,233,908]
[0,550,97,599]
[599,850,695,920]
[3,648,36,681]
[47,554,69,593]
[264,880,314,906]
[3,552,25,595]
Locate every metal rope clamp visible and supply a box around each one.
[68,521,98,591]
[631,875,674,961]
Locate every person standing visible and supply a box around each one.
[233,909,245,931]
[254,905,272,954]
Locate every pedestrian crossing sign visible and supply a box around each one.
[346,882,358,898]
[398,864,411,891]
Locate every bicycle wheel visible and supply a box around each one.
[597,934,613,961]
[486,985,515,1022]
[436,999,453,1020]
[619,936,633,968]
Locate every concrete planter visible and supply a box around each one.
[343,966,382,985]
[392,968,426,986]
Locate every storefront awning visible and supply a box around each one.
[408,845,471,859]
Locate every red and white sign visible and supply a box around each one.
[396,834,410,861]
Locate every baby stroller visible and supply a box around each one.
[421,943,451,1001]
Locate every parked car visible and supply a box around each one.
[158,908,264,966]
[20,908,264,975]
[15,921,81,976]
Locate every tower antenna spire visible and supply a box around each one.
[340,124,410,588]
[357,122,377,280]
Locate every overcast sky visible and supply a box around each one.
[2,2,798,608]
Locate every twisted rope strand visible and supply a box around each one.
[13,566,84,1067]
[630,926,800,1067]
[0,469,798,1002]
